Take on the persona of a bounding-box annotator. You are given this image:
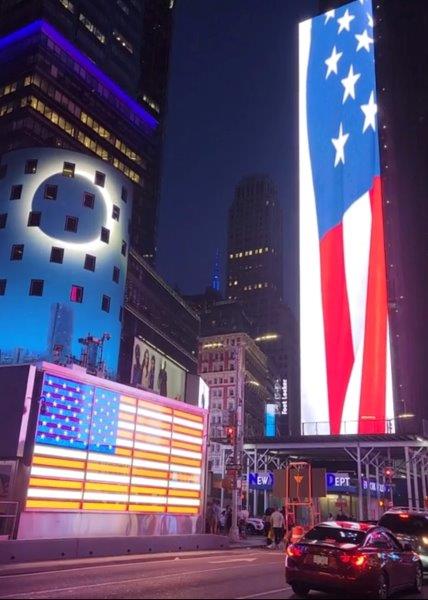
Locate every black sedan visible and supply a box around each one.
[285,521,423,599]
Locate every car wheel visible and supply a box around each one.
[374,573,389,600]
[413,563,423,593]
[246,524,256,535]
[291,583,310,598]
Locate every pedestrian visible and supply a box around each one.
[206,500,213,533]
[212,499,221,534]
[270,507,285,549]
[238,505,249,538]
[225,505,232,533]
[263,508,273,547]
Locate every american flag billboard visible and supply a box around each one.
[299,0,394,435]
[26,372,206,514]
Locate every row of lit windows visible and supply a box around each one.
[113,30,133,54]
[243,283,269,291]
[142,94,160,115]
[0,277,115,313]
[59,0,74,13]
[16,96,140,184]
[229,247,270,259]
[79,13,106,44]
[0,81,17,99]
[43,36,149,132]
[23,74,145,170]
[7,230,126,256]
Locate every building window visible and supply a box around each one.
[25,159,38,174]
[0,279,6,295]
[101,227,110,243]
[101,294,111,312]
[121,240,127,256]
[95,171,105,187]
[50,247,64,263]
[70,285,83,303]
[121,186,128,202]
[113,266,120,283]
[65,215,78,233]
[84,254,96,271]
[112,205,120,221]
[44,184,57,200]
[113,29,134,53]
[79,13,106,44]
[83,192,95,208]
[10,185,22,200]
[0,165,7,179]
[29,279,44,296]
[10,244,24,260]
[27,211,41,227]
[59,0,75,12]
[0,213,7,228]
[63,161,75,177]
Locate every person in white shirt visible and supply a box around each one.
[271,508,285,547]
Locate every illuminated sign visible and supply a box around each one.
[265,403,276,437]
[326,473,351,489]
[299,0,394,435]
[26,373,206,515]
[248,472,274,491]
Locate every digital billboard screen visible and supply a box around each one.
[130,337,186,402]
[299,0,394,435]
[26,372,206,514]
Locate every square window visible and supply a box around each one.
[95,171,105,187]
[65,215,78,232]
[27,211,41,227]
[0,279,6,295]
[121,240,127,256]
[101,226,110,243]
[0,213,7,228]
[10,185,22,200]
[50,246,64,263]
[63,161,75,177]
[112,266,120,283]
[0,164,7,179]
[83,192,95,208]
[112,204,120,221]
[101,294,111,312]
[70,285,83,303]
[25,159,38,174]
[121,186,128,202]
[29,279,44,296]
[44,184,57,200]
[10,244,24,260]
[84,254,96,271]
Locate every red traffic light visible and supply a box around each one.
[226,426,235,444]
[383,467,394,478]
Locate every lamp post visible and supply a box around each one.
[228,341,244,542]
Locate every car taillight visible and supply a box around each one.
[339,552,367,568]
[286,544,304,558]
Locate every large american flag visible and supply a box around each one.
[299,0,394,435]
[27,374,204,513]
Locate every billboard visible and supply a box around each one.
[198,377,210,410]
[299,0,394,435]
[26,371,206,515]
[130,337,186,401]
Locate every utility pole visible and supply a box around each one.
[229,342,245,542]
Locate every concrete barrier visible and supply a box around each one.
[0,535,230,564]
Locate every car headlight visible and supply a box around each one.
[422,536,428,545]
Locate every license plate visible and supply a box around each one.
[313,554,329,566]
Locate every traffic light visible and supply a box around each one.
[383,466,394,479]
[226,426,235,445]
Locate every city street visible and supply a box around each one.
[0,547,427,599]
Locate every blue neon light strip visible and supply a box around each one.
[0,19,158,131]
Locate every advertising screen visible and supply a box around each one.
[197,378,210,410]
[26,372,206,514]
[130,338,186,402]
[299,0,394,435]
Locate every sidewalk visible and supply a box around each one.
[229,536,266,549]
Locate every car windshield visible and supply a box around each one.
[379,514,428,535]
[303,526,366,545]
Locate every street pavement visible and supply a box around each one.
[0,546,427,599]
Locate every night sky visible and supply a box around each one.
[157,0,318,313]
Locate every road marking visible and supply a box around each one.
[0,563,271,598]
[236,587,291,599]
[209,558,257,564]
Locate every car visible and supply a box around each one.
[285,520,422,599]
[245,517,265,535]
[378,508,428,570]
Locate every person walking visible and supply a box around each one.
[271,507,285,549]
[212,499,221,534]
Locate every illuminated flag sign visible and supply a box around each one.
[27,373,206,514]
[299,0,394,435]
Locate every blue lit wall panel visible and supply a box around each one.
[0,148,131,375]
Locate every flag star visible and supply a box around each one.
[356,29,374,52]
[324,9,335,23]
[331,123,350,167]
[325,46,343,79]
[337,9,355,33]
[361,91,377,132]
[367,12,374,28]
[341,64,361,103]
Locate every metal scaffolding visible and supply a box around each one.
[243,436,428,520]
